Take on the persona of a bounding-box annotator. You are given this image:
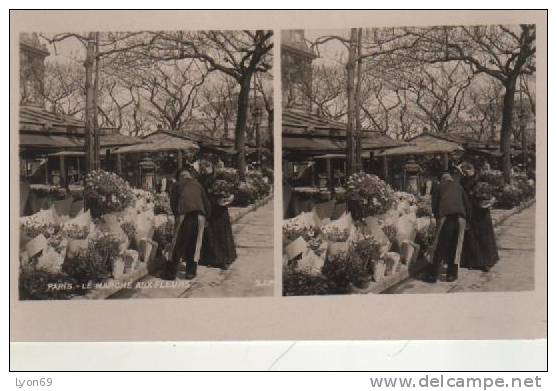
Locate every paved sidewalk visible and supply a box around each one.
[109,198,274,299]
[387,204,536,294]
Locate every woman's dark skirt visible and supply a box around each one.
[201,203,237,269]
[461,206,499,269]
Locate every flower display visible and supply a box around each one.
[321,225,350,242]
[62,232,122,284]
[349,233,382,275]
[381,223,398,245]
[209,179,236,199]
[85,170,135,217]
[346,172,395,217]
[416,196,433,218]
[120,221,137,244]
[61,223,90,240]
[21,219,61,241]
[153,192,171,215]
[478,169,506,190]
[282,213,318,242]
[153,220,175,249]
[394,191,417,206]
[233,181,258,207]
[469,181,496,203]
[215,167,240,186]
[246,170,271,199]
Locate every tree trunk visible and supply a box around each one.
[354,28,363,173]
[84,32,96,174]
[235,75,251,180]
[345,28,358,177]
[500,76,517,184]
[92,32,101,171]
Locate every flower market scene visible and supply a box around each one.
[281,27,537,296]
[18,31,274,300]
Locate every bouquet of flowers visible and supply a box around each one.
[85,170,135,217]
[346,172,395,217]
[470,181,496,208]
[209,179,236,200]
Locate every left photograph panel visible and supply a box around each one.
[17,30,275,300]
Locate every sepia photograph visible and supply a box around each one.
[10,10,546,347]
[281,26,537,296]
[17,29,275,300]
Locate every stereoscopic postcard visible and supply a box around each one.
[10,10,547,342]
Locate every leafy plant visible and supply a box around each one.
[322,250,369,293]
[62,233,121,284]
[282,264,331,296]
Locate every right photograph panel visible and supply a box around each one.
[281,27,536,296]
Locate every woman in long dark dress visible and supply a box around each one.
[460,164,499,271]
[197,162,237,270]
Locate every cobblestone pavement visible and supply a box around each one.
[387,204,536,294]
[109,198,274,299]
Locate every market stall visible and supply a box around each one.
[283,172,436,296]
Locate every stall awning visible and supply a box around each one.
[283,136,344,153]
[19,133,83,149]
[375,134,464,157]
[113,131,199,154]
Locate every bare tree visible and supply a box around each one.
[135,30,273,178]
[397,24,536,183]
[132,60,208,132]
[41,31,152,171]
[304,64,346,120]
[42,61,84,116]
[197,75,237,138]
[399,62,473,133]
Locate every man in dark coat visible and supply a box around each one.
[164,167,211,280]
[426,172,471,283]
